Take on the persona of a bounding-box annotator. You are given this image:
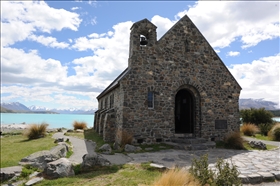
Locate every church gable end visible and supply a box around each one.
[94,15,241,144]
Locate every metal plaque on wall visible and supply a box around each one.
[215,120,228,129]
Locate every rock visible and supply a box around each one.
[54,137,64,143]
[19,144,68,169]
[81,153,111,172]
[0,166,22,182]
[150,163,167,171]
[43,158,74,179]
[25,177,44,186]
[113,142,120,150]
[67,129,74,132]
[99,144,112,154]
[57,128,62,132]
[124,144,142,152]
[248,141,267,150]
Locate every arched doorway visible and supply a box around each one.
[175,89,195,133]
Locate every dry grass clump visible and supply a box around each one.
[224,131,245,149]
[73,121,87,130]
[268,123,280,141]
[240,123,260,136]
[152,168,201,186]
[24,123,48,140]
[116,129,133,147]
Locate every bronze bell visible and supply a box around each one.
[140,36,148,45]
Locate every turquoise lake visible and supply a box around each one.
[0,113,94,129]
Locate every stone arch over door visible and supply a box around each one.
[174,85,201,137]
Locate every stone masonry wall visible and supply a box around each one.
[118,15,241,143]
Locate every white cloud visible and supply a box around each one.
[1,1,82,47]
[176,1,279,49]
[71,7,80,10]
[227,51,240,57]
[1,47,68,84]
[28,35,69,49]
[151,15,177,39]
[229,54,280,105]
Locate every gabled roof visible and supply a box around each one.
[96,68,130,100]
[158,14,242,89]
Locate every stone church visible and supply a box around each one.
[94,15,241,144]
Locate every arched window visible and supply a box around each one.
[140,35,148,46]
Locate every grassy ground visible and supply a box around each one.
[64,131,84,139]
[35,163,162,186]
[216,141,277,150]
[252,134,271,141]
[0,133,56,168]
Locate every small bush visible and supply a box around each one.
[241,123,259,136]
[73,121,87,130]
[240,108,274,125]
[189,154,241,186]
[24,123,48,140]
[152,168,201,186]
[116,129,133,147]
[268,123,280,141]
[259,123,273,136]
[224,131,244,150]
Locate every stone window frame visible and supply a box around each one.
[105,97,108,109]
[109,94,114,108]
[148,91,154,109]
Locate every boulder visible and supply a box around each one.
[67,129,74,133]
[0,166,22,182]
[99,144,112,154]
[248,141,267,150]
[124,144,142,152]
[54,137,64,143]
[81,153,111,172]
[25,177,44,186]
[19,144,69,169]
[43,158,74,179]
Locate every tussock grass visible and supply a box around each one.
[268,123,280,141]
[152,168,201,186]
[116,129,133,147]
[241,123,260,136]
[23,123,48,140]
[224,131,245,150]
[73,121,88,130]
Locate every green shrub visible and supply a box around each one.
[189,154,214,185]
[240,123,260,136]
[259,123,273,136]
[268,123,280,141]
[24,123,48,140]
[240,108,273,125]
[189,154,241,186]
[224,131,244,150]
[73,121,87,130]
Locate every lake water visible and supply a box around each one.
[0,113,94,129]
[1,113,279,129]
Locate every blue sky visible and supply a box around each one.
[1,1,279,110]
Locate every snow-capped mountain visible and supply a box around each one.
[1,102,30,111]
[239,99,278,110]
[1,102,96,114]
[29,105,51,111]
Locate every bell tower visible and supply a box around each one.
[128,19,157,67]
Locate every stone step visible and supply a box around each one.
[165,140,216,151]
[170,137,207,144]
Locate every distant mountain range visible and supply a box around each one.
[1,102,96,114]
[0,99,278,114]
[239,99,278,110]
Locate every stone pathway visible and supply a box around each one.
[52,132,96,164]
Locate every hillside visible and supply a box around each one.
[239,99,278,110]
